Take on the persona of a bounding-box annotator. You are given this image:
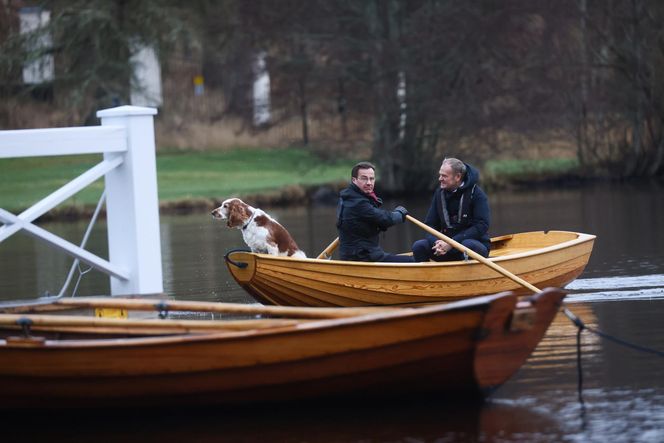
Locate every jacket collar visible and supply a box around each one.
[349,183,382,206]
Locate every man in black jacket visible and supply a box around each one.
[336,162,413,262]
[412,158,491,262]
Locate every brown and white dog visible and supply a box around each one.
[211,198,306,258]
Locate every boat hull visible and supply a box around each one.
[225,230,595,306]
[0,289,564,408]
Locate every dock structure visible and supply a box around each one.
[0,106,163,296]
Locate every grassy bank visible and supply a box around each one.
[0,148,355,214]
[0,149,582,216]
[484,157,580,187]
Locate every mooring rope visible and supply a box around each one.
[57,190,106,298]
[0,192,107,310]
[575,324,585,404]
[563,306,664,358]
[562,305,664,405]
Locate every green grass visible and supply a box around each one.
[484,158,580,178]
[0,150,582,213]
[0,154,106,212]
[0,148,355,212]
[156,149,352,200]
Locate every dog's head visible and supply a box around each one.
[211,198,254,229]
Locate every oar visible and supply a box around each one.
[405,215,541,294]
[405,215,591,332]
[316,237,339,259]
[51,296,391,319]
[0,313,310,334]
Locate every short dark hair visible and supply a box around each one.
[351,161,376,178]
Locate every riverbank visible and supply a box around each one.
[0,148,586,221]
[0,148,353,220]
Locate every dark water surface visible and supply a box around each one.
[1,180,663,441]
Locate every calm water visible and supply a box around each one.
[1,180,663,442]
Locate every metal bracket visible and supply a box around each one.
[16,317,33,337]
[509,307,536,332]
[224,248,251,269]
[155,301,169,319]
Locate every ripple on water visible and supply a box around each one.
[566,274,664,302]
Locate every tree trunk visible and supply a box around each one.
[624,0,644,177]
[577,0,589,170]
[647,117,664,175]
[298,76,309,146]
[369,0,404,192]
[337,77,348,140]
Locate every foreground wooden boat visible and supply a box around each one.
[0,288,564,408]
[225,230,595,306]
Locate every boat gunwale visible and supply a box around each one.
[230,231,596,268]
[0,291,520,349]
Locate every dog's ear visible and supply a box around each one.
[227,205,240,227]
[227,200,250,228]
[241,204,253,221]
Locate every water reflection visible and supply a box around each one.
[2,180,663,301]
[5,397,564,442]
[567,274,664,302]
[496,302,664,442]
[1,182,664,442]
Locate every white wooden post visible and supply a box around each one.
[97,105,163,295]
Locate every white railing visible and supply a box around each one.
[0,105,163,296]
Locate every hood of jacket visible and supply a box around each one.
[457,162,480,192]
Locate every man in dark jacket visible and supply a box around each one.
[412,158,490,262]
[336,162,413,262]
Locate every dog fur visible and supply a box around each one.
[211,198,306,258]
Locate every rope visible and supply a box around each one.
[57,190,106,298]
[575,325,585,405]
[69,262,93,298]
[563,304,664,406]
[563,306,664,357]
[224,247,252,269]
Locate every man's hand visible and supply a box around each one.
[394,206,408,222]
[432,240,452,256]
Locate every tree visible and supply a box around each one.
[4,0,664,181]
[1,0,194,124]
[566,0,664,176]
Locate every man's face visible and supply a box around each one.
[438,163,462,191]
[352,167,376,195]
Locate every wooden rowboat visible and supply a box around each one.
[0,288,564,408]
[225,230,595,306]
